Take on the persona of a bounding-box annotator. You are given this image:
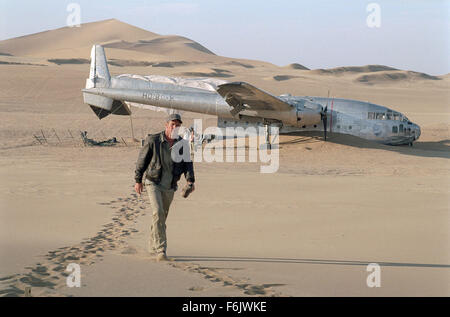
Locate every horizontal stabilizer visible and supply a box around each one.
[83,87,131,119]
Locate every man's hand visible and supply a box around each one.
[181,182,195,198]
[135,183,143,195]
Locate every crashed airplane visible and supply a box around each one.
[82,45,421,146]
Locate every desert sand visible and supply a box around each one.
[0,19,449,297]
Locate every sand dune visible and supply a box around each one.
[356,70,442,85]
[0,60,46,66]
[0,19,155,57]
[47,58,89,65]
[103,36,215,56]
[0,19,263,66]
[176,68,234,78]
[307,65,443,85]
[151,61,191,68]
[284,63,310,70]
[312,65,399,75]
[272,75,302,81]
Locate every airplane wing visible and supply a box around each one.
[217,82,293,115]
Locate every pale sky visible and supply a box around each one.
[0,0,448,75]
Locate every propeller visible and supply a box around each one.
[321,106,328,141]
[321,89,330,141]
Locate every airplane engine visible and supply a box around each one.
[295,108,322,127]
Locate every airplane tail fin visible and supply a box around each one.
[86,44,110,89]
[83,45,130,119]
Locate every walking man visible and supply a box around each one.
[134,114,195,261]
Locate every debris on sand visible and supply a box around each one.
[80,131,118,147]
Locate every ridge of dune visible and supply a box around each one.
[0,19,158,57]
[102,35,216,57]
[272,75,302,81]
[311,64,399,75]
[308,64,442,84]
[355,70,442,84]
[284,63,310,70]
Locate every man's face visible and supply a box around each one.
[165,120,182,139]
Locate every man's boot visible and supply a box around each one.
[156,252,168,262]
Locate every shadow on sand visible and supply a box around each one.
[172,255,450,269]
[279,131,450,159]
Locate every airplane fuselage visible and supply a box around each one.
[84,74,421,145]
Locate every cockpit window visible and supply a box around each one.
[386,112,392,120]
[393,112,400,121]
[368,111,405,121]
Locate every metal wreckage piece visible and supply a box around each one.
[80,131,118,147]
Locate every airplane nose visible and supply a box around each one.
[414,124,421,140]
